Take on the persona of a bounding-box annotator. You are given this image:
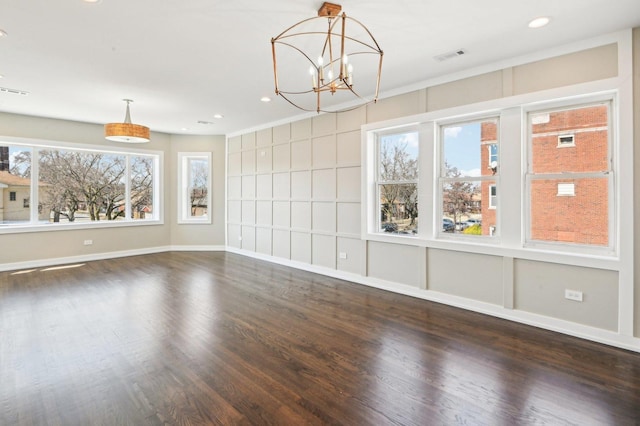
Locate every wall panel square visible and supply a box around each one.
[337,167,360,200]
[312,135,336,169]
[291,171,311,199]
[312,234,336,269]
[312,169,336,200]
[312,202,336,233]
[272,201,290,228]
[273,172,291,199]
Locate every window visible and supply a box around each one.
[439,118,498,237]
[557,183,575,196]
[558,134,575,147]
[178,152,212,224]
[489,185,497,209]
[375,129,418,235]
[527,101,611,248]
[9,191,16,201]
[0,141,160,229]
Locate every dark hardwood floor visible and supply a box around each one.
[1,252,639,425]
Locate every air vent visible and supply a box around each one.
[0,87,29,96]
[433,49,466,62]
[197,120,215,125]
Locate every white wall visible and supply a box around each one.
[0,113,226,267]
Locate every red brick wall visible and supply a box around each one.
[478,105,609,245]
[530,105,608,245]
[480,121,497,236]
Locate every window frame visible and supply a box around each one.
[177,152,212,225]
[362,89,622,261]
[523,97,615,255]
[437,115,500,240]
[0,136,163,234]
[374,126,420,236]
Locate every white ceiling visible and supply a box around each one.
[1,0,639,137]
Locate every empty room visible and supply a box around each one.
[1,1,640,424]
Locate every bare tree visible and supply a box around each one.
[189,159,208,216]
[443,161,476,228]
[38,150,126,222]
[131,156,154,218]
[379,138,418,231]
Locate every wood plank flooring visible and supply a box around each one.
[1,252,639,425]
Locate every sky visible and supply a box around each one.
[443,122,482,177]
[380,122,484,177]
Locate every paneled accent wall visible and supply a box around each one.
[227,108,367,275]
[227,39,637,347]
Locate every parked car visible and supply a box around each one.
[442,218,455,232]
[381,222,398,233]
[456,221,469,231]
[465,218,482,227]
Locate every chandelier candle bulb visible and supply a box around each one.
[310,66,317,89]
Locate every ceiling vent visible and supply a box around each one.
[433,49,466,62]
[0,87,29,96]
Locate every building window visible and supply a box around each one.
[440,118,498,237]
[178,152,212,224]
[9,191,16,201]
[375,128,419,235]
[558,134,575,147]
[0,142,160,228]
[489,185,497,209]
[557,183,575,196]
[527,101,611,248]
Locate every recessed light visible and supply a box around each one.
[0,29,7,38]
[260,97,271,103]
[528,16,550,29]
[82,0,102,3]
[213,114,224,119]
[181,127,189,131]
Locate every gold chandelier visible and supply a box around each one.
[104,99,150,143]
[271,2,383,113]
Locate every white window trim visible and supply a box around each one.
[362,85,625,267]
[374,125,420,236]
[437,116,500,240]
[178,152,212,225]
[523,95,615,256]
[0,136,164,234]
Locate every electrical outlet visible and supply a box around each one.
[339,252,347,259]
[83,239,93,246]
[565,289,583,302]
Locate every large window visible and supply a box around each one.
[0,141,160,229]
[362,91,620,258]
[526,101,612,248]
[178,152,211,224]
[375,129,418,235]
[439,118,498,237]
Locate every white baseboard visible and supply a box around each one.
[0,244,226,272]
[227,247,640,354]
[0,246,172,272]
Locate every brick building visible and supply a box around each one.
[479,104,609,245]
